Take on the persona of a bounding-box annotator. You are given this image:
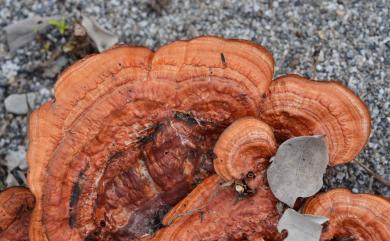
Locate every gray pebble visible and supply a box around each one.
[4,146,27,171]
[4,92,36,114]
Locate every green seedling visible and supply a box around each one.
[0,180,5,190]
[48,19,68,35]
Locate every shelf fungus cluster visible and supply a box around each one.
[3,36,383,241]
[27,37,275,241]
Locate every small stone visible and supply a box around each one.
[1,60,20,80]
[336,172,345,180]
[4,92,36,114]
[235,184,245,193]
[43,56,69,78]
[16,170,27,184]
[5,172,19,187]
[336,9,346,16]
[317,50,325,62]
[5,146,27,170]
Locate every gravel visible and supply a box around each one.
[0,0,389,196]
[4,92,36,114]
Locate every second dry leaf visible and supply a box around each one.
[277,208,328,241]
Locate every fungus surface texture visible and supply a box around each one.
[27,36,274,241]
[151,175,283,241]
[213,117,277,181]
[303,188,390,241]
[0,187,35,241]
[259,74,371,166]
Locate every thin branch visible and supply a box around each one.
[353,160,390,188]
[166,182,231,226]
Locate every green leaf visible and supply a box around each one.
[0,180,5,190]
[43,41,51,52]
[62,43,75,53]
[48,19,68,35]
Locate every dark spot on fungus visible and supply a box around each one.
[138,123,163,145]
[69,213,77,228]
[84,234,99,241]
[99,220,106,227]
[327,237,357,241]
[246,171,255,179]
[220,52,226,65]
[173,111,198,125]
[69,181,81,227]
[69,181,81,209]
[108,151,124,161]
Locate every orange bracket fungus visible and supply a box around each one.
[0,187,35,241]
[303,188,390,241]
[24,36,385,241]
[213,117,277,182]
[259,74,371,166]
[27,36,274,241]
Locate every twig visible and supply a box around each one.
[0,118,10,136]
[353,160,390,188]
[166,182,232,226]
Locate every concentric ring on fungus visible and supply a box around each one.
[27,36,275,241]
[213,117,277,181]
[303,188,390,241]
[0,187,35,241]
[259,74,371,166]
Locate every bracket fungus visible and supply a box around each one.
[303,188,390,241]
[27,36,275,241]
[24,36,383,241]
[213,117,277,182]
[0,187,35,241]
[259,74,371,166]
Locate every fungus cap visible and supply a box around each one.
[303,188,390,241]
[259,74,371,165]
[213,117,277,181]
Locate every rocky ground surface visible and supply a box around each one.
[0,0,389,196]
